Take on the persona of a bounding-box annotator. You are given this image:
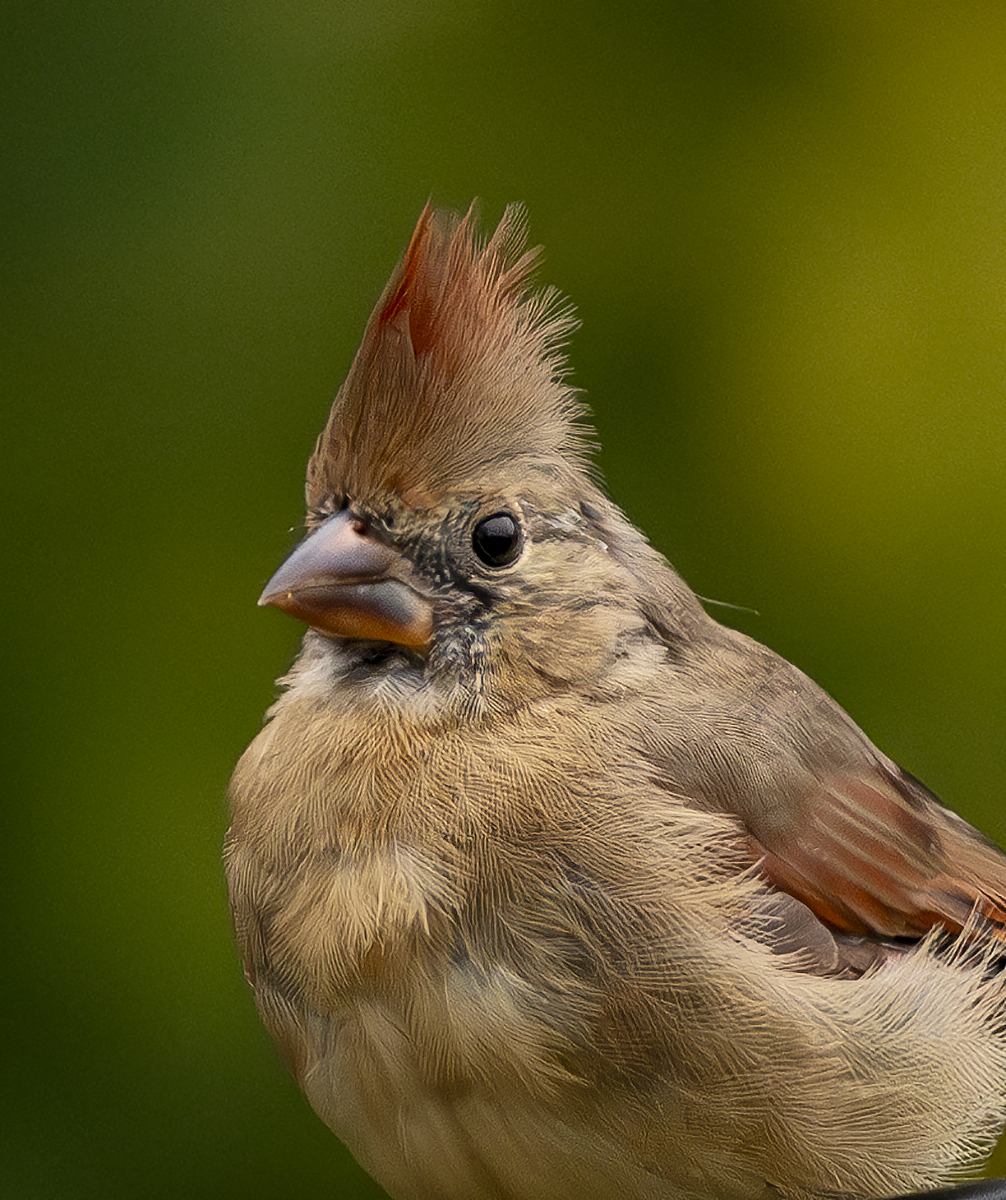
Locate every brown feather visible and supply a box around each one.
[750,768,1006,939]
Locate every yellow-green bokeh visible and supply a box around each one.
[5,2,1006,1195]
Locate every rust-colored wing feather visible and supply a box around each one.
[750,765,1006,939]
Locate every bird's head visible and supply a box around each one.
[259,204,702,715]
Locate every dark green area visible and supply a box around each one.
[5,2,1006,1195]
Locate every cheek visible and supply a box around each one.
[503,596,645,692]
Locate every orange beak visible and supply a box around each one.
[258,511,434,648]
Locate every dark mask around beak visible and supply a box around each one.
[258,510,434,648]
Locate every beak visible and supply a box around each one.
[258,510,434,648]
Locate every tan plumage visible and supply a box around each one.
[227,203,1006,1200]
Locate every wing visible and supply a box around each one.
[747,763,1006,939]
[641,618,1006,944]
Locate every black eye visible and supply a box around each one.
[472,512,522,567]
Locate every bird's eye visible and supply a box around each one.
[472,512,522,567]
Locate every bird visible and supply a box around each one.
[226,202,1006,1200]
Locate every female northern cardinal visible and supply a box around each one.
[227,204,1006,1200]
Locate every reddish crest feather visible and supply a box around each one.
[376,204,432,338]
[306,203,586,510]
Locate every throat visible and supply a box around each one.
[345,639,421,675]
[302,626,510,726]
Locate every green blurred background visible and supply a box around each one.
[5,1,1006,1195]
